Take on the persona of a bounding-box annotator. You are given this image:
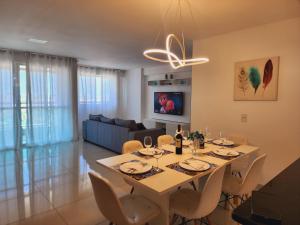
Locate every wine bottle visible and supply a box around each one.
[175,124,183,155]
[199,132,205,149]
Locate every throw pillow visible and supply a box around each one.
[115,118,138,131]
[136,123,146,130]
[89,114,103,121]
[100,116,115,124]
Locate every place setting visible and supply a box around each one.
[167,157,216,176]
[205,147,245,160]
[113,159,164,181]
[210,131,239,148]
[131,136,173,159]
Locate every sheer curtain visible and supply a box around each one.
[78,66,122,133]
[25,54,78,146]
[0,50,14,150]
[0,50,78,151]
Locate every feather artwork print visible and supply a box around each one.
[248,67,261,94]
[238,67,249,95]
[263,59,273,90]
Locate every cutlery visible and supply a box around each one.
[183,161,204,171]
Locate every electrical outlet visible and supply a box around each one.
[241,114,248,123]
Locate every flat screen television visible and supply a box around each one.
[154,92,184,115]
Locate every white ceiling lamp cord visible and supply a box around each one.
[143,0,209,69]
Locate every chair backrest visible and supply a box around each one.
[239,153,267,195]
[122,140,143,154]
[228,134,248,145]
[196,166,226,217]
[88,172,129,225]
[157,135,174,147]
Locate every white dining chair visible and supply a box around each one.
[170,165,226,225]
[122,140,144,194]
[89,172,160,225]
[157,134,174,147]
[227,134,249,178]
[222,153,267,208]
[122,140,144,154]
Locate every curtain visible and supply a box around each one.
[0,50,14,150]
[78,66,123,133]
[0,50,78,151]
[25,54,78,146]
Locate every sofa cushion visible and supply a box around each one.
[89,114,103,121]
[136,123,146,130]
[100,116,115,124]
[115,118,138,131]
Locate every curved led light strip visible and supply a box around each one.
[143,34,209,69]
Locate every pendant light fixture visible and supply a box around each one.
[143,0,209,69]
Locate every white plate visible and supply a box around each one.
[183,140,192,146]
[205,138,213,143]
[119,161,152,174]
[138,148,162,156]
[179,158,210,172]
[212,149,239,157]
[212,139,234,146]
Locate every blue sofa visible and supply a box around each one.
[82,118,165,154]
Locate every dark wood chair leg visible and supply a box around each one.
[238,171,242,178]
[224,193,229,209]
[190,181,197,190]
[206,216,213,225]
[171,214,179,225]
[130,186,134,194]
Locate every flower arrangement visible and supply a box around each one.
[188,131,204,141]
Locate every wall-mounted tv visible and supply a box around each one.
[154,92,184,115]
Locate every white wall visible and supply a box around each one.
[123,68,143,122]
[143,65,192,123]
[192,18,300,184]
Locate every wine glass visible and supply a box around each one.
[189,142,195,156]
[219,131,224,148]
[204,127,211,140]
[144,136,152,150]
[183,130,190,140]
[153,148,163,171]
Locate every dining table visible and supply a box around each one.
[96,142,260,225]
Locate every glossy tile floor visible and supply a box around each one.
[0,141,236,225]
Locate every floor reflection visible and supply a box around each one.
[0,141,122,225]
[0,141,236,225]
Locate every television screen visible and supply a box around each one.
[154,92,184,115]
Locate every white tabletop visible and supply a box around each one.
[96,143,259,195]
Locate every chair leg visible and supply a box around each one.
[233,195,239,206]
[224,193,229,209]
[206,216,213,225]
[238,171,242,178]
[130,186,134,194]
[190,181,197,190]
[171,214,179,225]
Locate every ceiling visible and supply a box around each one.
[0,0,300,69]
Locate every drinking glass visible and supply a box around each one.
[144,136,152,150]
[204,127,211,140]
[183,130,190,140]
[219,131,224,148]
[189,142,195,155]
[153,149,163,171]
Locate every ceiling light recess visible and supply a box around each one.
[28,38,48,44]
